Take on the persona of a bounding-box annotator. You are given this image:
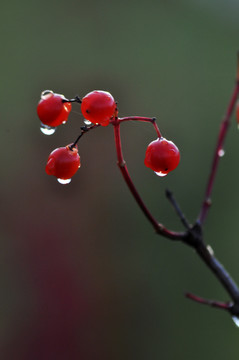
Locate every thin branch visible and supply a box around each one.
[116,116,162,138]
[62,95,82,104]
[198,55,239,225]
[185,292,233,311]
[165,189,191,230]
[70,124,100,149]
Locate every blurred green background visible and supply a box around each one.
[1,0,239,358]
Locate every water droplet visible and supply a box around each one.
[206,245,214,256]
[40,123,56,135]
[41,90,53,99]
[232,316,239,327]
[57,178,71,185]
[62,121,66,125]
[154,171,167,177]
[84,119,92,126]
[218,149,225,157]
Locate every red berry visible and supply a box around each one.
[37,90,72,127]
[46,145,80,182]
[144,137,180,176]
[81,90,117,126]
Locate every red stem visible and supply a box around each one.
[185,292,232,311]
[113,119,185,240]
[198,81,239,224]
[116,116,162,138]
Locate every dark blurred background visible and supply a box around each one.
[1,0,239,359]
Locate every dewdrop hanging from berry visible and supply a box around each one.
[45,145,81,184]
[144,137,180,177]
[37,90,72,134]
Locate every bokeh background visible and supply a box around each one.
[1,0,239,359]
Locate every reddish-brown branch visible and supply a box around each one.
[198,61,239,225]
[113,119,185,240]
[116,116,162,138]
[185,292,232,311]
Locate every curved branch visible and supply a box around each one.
[198,58,239,225]
[113,120,186,240]
[185,292,233,311]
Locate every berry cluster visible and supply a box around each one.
[35,56,239,323]
[37,89,180,183]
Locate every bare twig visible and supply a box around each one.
[166,189,191,230]
[70,124,100,149]
[185,292,233,311]
[198,54,239,225]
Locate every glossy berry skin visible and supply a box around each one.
[81,90,117,126]
[37,90,72,127]
[46,145,80,180]
[144,137,180,176]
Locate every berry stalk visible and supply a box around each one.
[116,116,162,138]
[185,292,233,310]
[70,124,100,149]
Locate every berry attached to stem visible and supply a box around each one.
[144,137,180,176]
[45,145,80,183]
[81,90,117,126]
[37,90,72,127]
